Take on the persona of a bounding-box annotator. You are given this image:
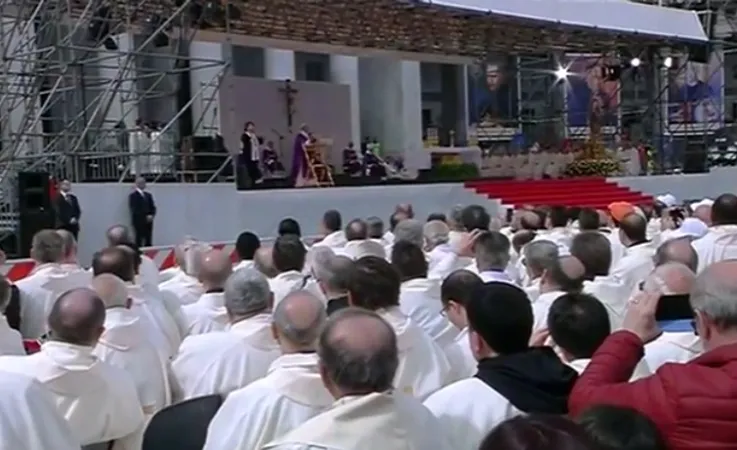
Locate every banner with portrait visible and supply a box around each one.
[467,53,520,142]
[564,54,620,138]
[666,51,724,134]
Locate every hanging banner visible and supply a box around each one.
[468,53,520,142]
[666,51,724,134]
[564,54,620,138]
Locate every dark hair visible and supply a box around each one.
[460,205,491,231]
[475,231,511,271]
[441,270,483,307]
[391,241,428,281]
[480,415,596,450]
[318,307,398,393]
[619,213,647,243]
[548,293,611,359]
[466,282,532,354]
[712,193,737,226]
[235,231,260,260]
[244,121,254,129]
[567,207,582,223]
[278,218,302,237]
[578,209,600,231]
[116,242,141,274]
[366,216,384,239]
[323,210,342,232]
[348,256,400,310]
[92,247,135,282]
[345,219,368,241]
[511,230,537,255]
[47,288,106,346]
[272,234,307,273]
[427,213,447,222]
[548,206,569,228]
[570,232,612,279]
[577,405,667,450]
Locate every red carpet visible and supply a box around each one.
[465,177,653,209]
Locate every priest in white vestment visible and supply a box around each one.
[424,282,578,450]
[234,231,261,271]
[105,224,160,288]
[530,255,586,331]
[547,291,651,381]
[571,231,632,330]
[183,249,233,335]
[439,270,485,380]
[56,229,93,284]
[534,206,575,250]
[0,288,144,447]
[520,240,559,302]
[347,257,453,399]
[312,210,347,250]
[204,290,333,450]
[692,194,737,272]
[0,371,80,450]
[425,220,468,279]
[93,246,182,361]
[609,213,656,296]
[16,230,70,338]
[172,267,280,400]
[642,263,703,369]
[470,231,518,285]
[91,274,170,414]
[262,307,452,450]
[269,235,322,305]
[159,241,210,305]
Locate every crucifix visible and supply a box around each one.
[279,79,299,132]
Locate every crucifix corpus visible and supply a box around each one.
[279,79,299,132]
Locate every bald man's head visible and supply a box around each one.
[655,237,698,273]
[647,263,695,296]
[198,249,232,289]
[106,225,131,246]
[619,213,647,245]
[318,308,398,395]
[90,274,129,309]
[694,205,712,226]
[47,288,106,346]
[712,194,737,226]
[272,290,327,351]
[520,211,542,230]
[543,255,586,293]
[92,247,135,282]
[253,247,278,278]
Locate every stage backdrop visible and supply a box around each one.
[218,75,352,173]
[564,54,620,138]
[666,51,724,134]
[467,53,520,142]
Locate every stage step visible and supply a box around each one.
[465,178,654,210]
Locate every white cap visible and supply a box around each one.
[656,194,678,208]
[690,198,714,210]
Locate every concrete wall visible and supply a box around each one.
[70,183,500,263]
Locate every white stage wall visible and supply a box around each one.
[70,183,501,263]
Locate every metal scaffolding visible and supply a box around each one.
[0,0,228,244]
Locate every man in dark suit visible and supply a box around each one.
[54,179,82,240]
[128,177,156,247]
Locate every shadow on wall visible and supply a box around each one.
[72,183,501,263]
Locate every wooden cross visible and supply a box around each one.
[279,79,299,131]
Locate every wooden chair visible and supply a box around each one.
[304,141,334,187]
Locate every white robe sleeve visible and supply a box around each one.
[0,373,80,450]
[204,390,275,450]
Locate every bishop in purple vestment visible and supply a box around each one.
[290,124,311,185]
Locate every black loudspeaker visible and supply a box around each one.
[18,210,54,258]
[17,172,51,213]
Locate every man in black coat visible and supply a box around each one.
[54,179,82,240]
[128,177,156,247]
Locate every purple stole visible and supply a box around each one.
[289,132,310,182]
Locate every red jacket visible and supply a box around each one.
[569,331,737,450]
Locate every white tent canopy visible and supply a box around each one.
[423,0,708,42]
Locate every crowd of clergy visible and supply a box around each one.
[2,193,737,450]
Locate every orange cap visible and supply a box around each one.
[607,201,635,222]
